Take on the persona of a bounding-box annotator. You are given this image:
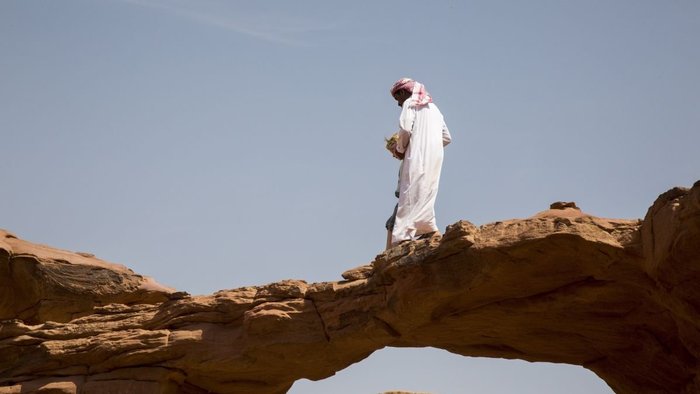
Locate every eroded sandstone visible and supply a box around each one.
[1,182,699,393]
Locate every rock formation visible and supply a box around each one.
[1,182,699,394]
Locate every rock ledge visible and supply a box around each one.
[1,182,700,394]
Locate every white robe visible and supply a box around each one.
[392,101,451,245]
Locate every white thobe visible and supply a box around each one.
[392,101,451,245]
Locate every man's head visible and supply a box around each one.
[392,89,412,107]
[390,77,433,108]
[390,78,415,107]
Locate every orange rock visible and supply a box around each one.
[1,182,699,393]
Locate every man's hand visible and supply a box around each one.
[390,143,405,160]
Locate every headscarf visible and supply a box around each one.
[390,78,433,107]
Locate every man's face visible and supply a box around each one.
[392,89,411,107]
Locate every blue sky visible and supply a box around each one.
[2,1,698,393]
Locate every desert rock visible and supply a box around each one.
[1,182,699,393]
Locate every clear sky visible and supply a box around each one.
[2,1,698,393]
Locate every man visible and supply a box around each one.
[387,78,451,246]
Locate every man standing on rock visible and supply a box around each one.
[387,78,451,246]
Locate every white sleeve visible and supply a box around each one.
[396,104,415,153]
[442,121,452,147]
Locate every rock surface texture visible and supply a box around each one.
[1,182,699,394]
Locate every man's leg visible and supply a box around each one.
[385,203,399,250]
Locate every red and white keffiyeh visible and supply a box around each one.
[390,78,433,107]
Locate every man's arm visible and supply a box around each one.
[395,129,410,154]
[442,122,452,147]
[396,105,415,154]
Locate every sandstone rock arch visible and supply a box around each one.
[1,182,698,393]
